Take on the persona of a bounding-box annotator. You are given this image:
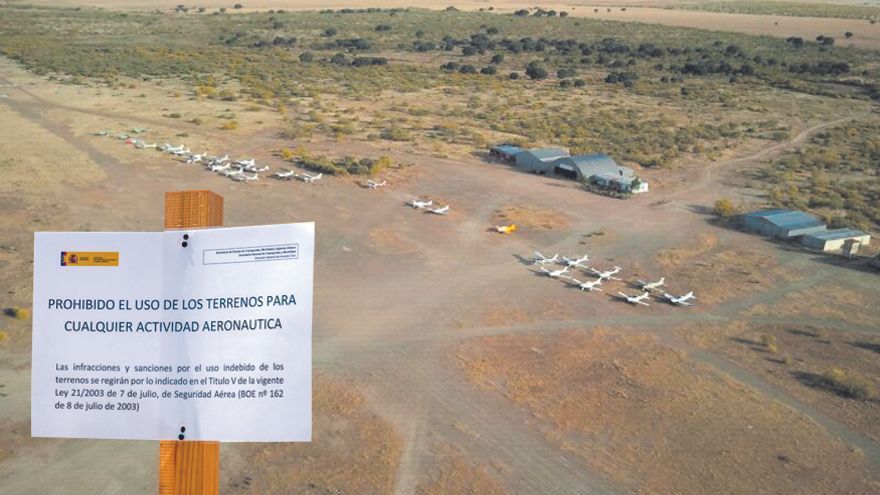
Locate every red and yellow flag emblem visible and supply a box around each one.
[60,251,119,267]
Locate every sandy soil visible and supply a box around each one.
[221,374,403,494]
[457,327,880,494]
[682,321,880,444]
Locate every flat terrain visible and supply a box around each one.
[18,1,880,49]
[0,4,879,494]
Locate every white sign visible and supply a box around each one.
[31,223,313,442]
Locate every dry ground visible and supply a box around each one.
[682,321,880,444]
[19,1,880,49]
[221,374,403,494]
[1,38,880,495]
[457,327,880,494]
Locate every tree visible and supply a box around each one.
[299,52,314,63]
[509,72,520,80]
[461,46,477,56]
[234,3,243,9]
[480,66,497,75]
[845,31,854,39]
[490,54,504,64]
[323,27,337,37]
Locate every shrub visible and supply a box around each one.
[509,72,519,80]
[381,126,411,141]
[525,62,548,80]
[821,368,875,399]
[713,198,737,217]
[234,3,243,9]
[323,27,337,37]
[3,307,31,320]
[220,120,239,130]
[760,334,778,354]
[490,53,504,64]
[480,66,497,75]
[299,52,314,63]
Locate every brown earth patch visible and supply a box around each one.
[416,445,506,495]
[457,327,880,494]
[494,205,570,231]
[681,321,880,443]
[222,374,402,494]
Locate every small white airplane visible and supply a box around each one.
[136,142,157,149]
[617,291,651,306]
[408,199,433,209]
[590,266,622,281]
[160,143,181,152]
[637,277,666,291]
[300,172,323,183]
[662,291,696,306]
[539,266,570,279]
[93,130,109,136]
[568,278,604,292]
[235,158,255,168]
[242,173,260,182]
[171,147,191,156]
[224,168,244,178]
[116,133,130,140]
[129,127,149,134]
[275,169,297,180]
[246,165,270,173]
[531,252,559,265]
[367,179,387,189]
[210,162,231,172]
[562,254,590,269]
[427,205,450,215]
[186,152,208,164]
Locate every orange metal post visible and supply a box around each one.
[160,190,223,495]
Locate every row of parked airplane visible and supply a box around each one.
[530,251,696,307]
[407,199,450,215]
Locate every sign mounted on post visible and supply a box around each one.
[31,223,314,442]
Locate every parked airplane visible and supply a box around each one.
[224,168,244,178]
[129,127,149,134]
[589,266,623,281]
[531,252,559,265]
[562,254,590,269]
[617,291,651,306]
[495,224,517,234]
[94,130,109,136]
[246,165,270,173]
[367,179,387,189]
[275,169,297,180]
[637,277,666,292]
[662,291,696,306]
[136,142,157,149]
[428,205,450,215]
[210,163,231,172]
[242,173,260,182]
[408,199,433,209]
[300,172,323,183]
[540,266,570,279]
[568,278,604,292]
[235,158,255,168]
[186,152,208,164]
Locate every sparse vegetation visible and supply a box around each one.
[820,368,875,400]
[3,307,30,320]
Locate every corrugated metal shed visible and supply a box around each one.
[562,153,633,180]
[513,147,570,173]
[490,144,523,161]
[802,228,871,252]
[742,209,826,239]
[805,229,869,242]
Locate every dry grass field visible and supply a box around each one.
[457,327,880,494]
[1,3,879,494]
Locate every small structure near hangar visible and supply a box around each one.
[801,229,871,254]
[513,147,570,174]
